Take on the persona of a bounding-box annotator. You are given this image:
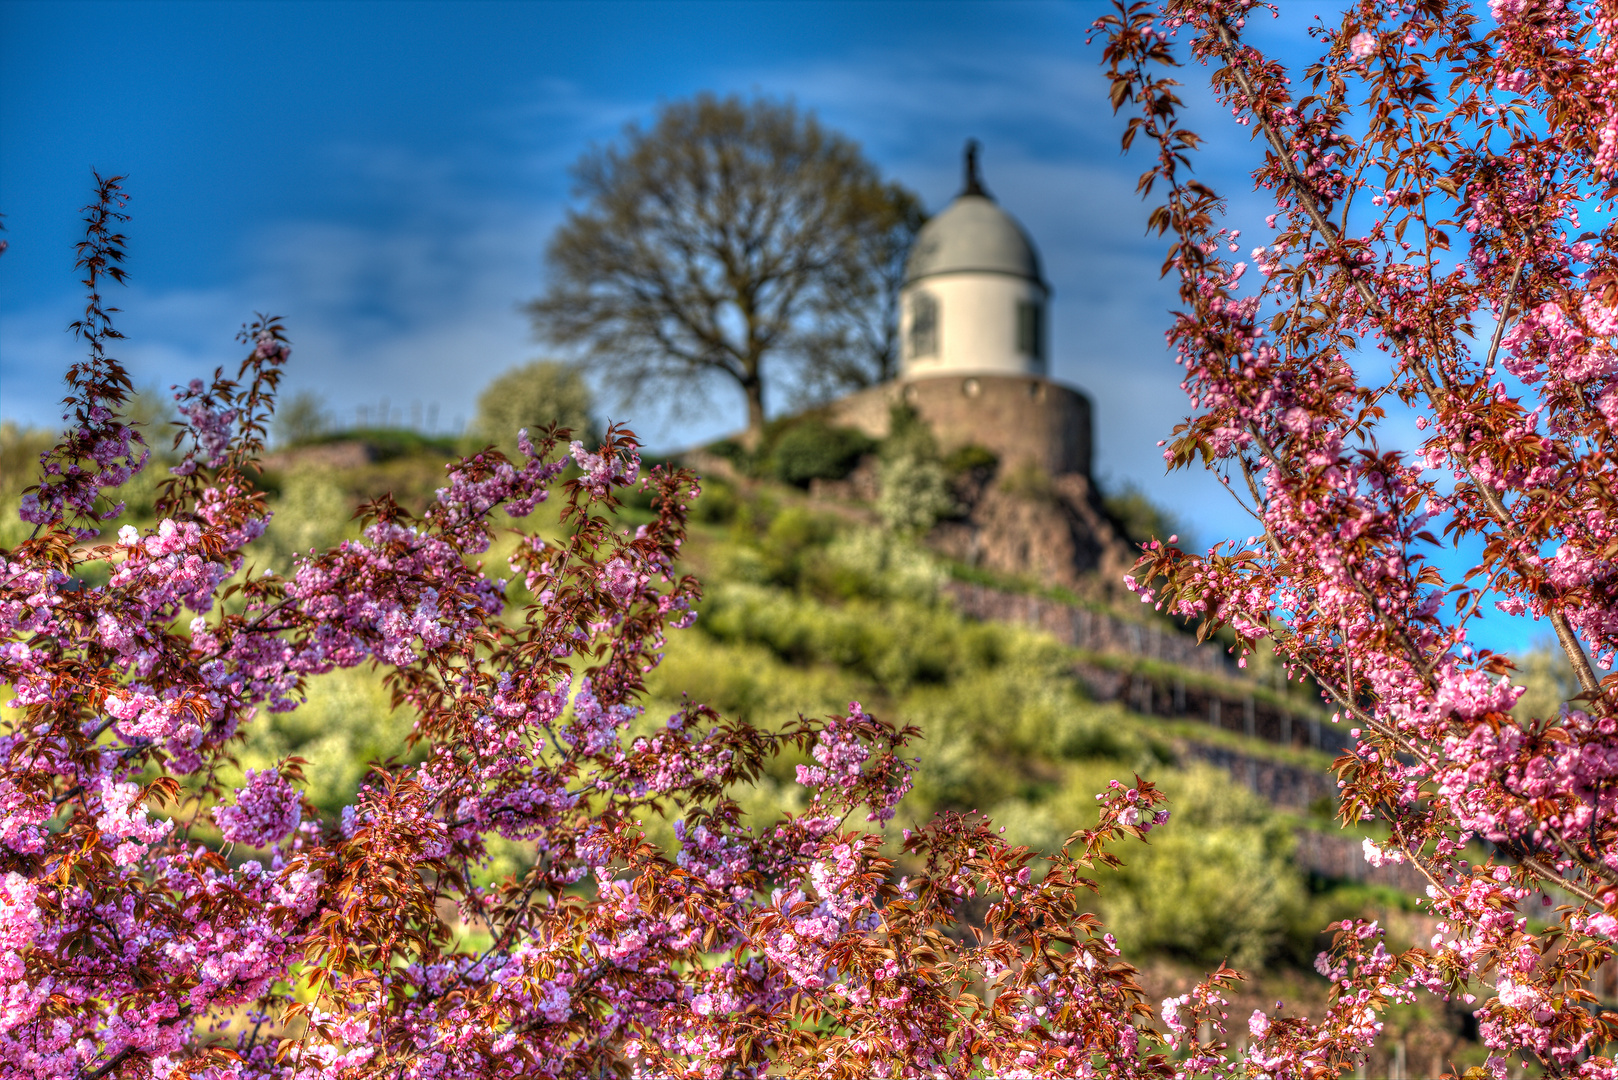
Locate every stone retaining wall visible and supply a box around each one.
[943,580,1232,673]
[1175,740,1340,812]
[826,374,1093,477]
[943,579,1351,754]
[1292,828,1434,895]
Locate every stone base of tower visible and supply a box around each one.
[822,373,1091,479]
[818,373,1134,595]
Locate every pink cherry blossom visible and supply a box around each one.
[214,768,303,848]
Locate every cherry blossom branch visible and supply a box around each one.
[1205,14,1606,704]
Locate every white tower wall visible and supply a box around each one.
[900,272,1048,380]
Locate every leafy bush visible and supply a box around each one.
[807,529,947,603]
[767,420,875,487]
[1090,765,1305,969]
[943,443,999,474]
[756,506,838,586]
[1513,641,1579,724]
[875,403,952,532]
[877,452,954,533]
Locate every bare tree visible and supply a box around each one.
[527,93,920,444]
[798,181,926,401]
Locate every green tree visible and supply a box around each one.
[470,359,598,453]
[1513,642,1580,724]
[256,467,355,574]
[273,389,331,448]
[528,93,921,444]
[767,420,874,488]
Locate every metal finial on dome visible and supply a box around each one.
[905,141,1043,286]
[962,139,990,199]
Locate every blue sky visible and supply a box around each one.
[1,2,1200,476]
[0,1,1549,655]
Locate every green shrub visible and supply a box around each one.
[943,443,999,474]
[805,530,946,603]
[767,420,875,488]
[874,404,952,533]
[756,507,837,587]
[967,761,1306,970]
[877,453,954,534]
[700,583,1005,694]
[1095,766,1305,969]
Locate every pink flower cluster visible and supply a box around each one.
[571,438,638,497]
[213,768,303,848]
[20,405,148,540]
[795,701,914,824]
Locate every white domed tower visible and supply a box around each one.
[813,142,1125,588]
[827,140,1093,479]
[900,142,1049,379]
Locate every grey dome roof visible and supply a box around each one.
[904,193,1045,286]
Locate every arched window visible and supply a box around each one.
[908,292,939,359]
[1016,300,1044,360]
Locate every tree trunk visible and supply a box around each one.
[743,378,766,449]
